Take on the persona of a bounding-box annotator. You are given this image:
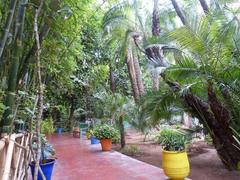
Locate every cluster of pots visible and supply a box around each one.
[87,133,112,151]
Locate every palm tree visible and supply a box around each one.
[102,1,145,102]
[141,12,240,169]
[103,93,133,148]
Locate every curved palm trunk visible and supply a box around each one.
[171,0,186,25]
[132,52,145,95]
[199,0,210,14]
[151,0,161,91]
[152,0,160,36]
[165,79,240,170]
[126,48,140,102]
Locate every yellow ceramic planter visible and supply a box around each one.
[162,150,190,180]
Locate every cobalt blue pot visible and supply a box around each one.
[57,128,62,135]
[30,159,55,180]
[90,136,100,144]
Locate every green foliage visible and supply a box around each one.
[205,134,213,145]
[122,145,140,156]
[93,124,118,140]
[156,128,188,151]
[41,118,54,134]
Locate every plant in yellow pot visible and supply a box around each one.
[157,129,190,180]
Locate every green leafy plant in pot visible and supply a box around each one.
[157,128,190,180]
[93,124,118,151]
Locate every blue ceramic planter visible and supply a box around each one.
[30,159,55,180]
[90,136,100,144]
[57,128,62,135]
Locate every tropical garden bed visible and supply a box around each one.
[1,0,240,179]
[113,128,240,180]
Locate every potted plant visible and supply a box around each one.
[56,121,63,135]
[30,135,56,180]
[157,128,190,180]
[90,134,100,144]
[93,124,118,151]
[86,128,93,139]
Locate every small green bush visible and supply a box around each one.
[41,118,54,134]
[156,128,188,151]
[122,145,140,156]
[112,132,120,144]
[93,124,118,140]
[205,134,213,145]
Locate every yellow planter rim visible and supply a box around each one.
[162,150,187,154]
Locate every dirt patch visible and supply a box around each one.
[113,129,240,180]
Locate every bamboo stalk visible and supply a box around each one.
[2,134,15,180]
[0,0,18,60]
[0,0,28,134]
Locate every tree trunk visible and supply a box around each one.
[150,0,161,91]
[162,77,240,169]
[33,0,45,179]
[68,96,75,131]
[126,48,140,102]
[182,85,240,170]
[171,0,186,25]
[199,0,210,14]
[119,116,125,148]
[151,68,159,91]
[152,0,160,36]
[0,0,27,134]
[18,24,50,82]
[0,0,18,61]
[109,65,116,93]
[132,52,145,95]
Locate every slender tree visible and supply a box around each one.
[33,0,45,179]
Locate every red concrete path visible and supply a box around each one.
[49,134,166,180]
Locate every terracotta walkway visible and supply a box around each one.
[49,134,165,180]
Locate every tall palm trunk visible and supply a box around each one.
[199,0,209,14]
[152,0,160,36]
[1,0,28,134]
[132,52,145,95]
[150,0,161,91]
[170,0,186,25]
[109,65,116,93]
[0,0,18,61]
[126,48,140,102]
